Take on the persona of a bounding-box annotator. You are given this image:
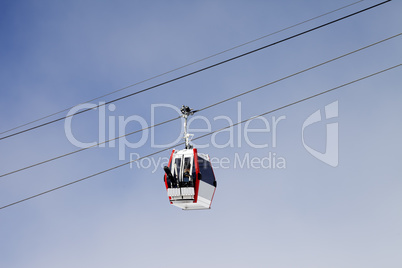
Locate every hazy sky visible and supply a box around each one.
[1,1,401,267]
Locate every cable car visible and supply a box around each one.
[163,106,217,210]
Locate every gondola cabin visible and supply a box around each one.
[164,148,217,210]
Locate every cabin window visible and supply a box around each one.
[197,157,215,186]
[183,157,191,182]
[173,158,181,179]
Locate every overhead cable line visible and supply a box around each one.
[1,32,400,178]
[0,116,181,178]
[197,33,401,113]
[0,0,390,142]
[0,0,365,136]
[1,63,400,211]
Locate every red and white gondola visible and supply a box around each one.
[163,106,217,210]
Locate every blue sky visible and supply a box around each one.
[0,0,401,267]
